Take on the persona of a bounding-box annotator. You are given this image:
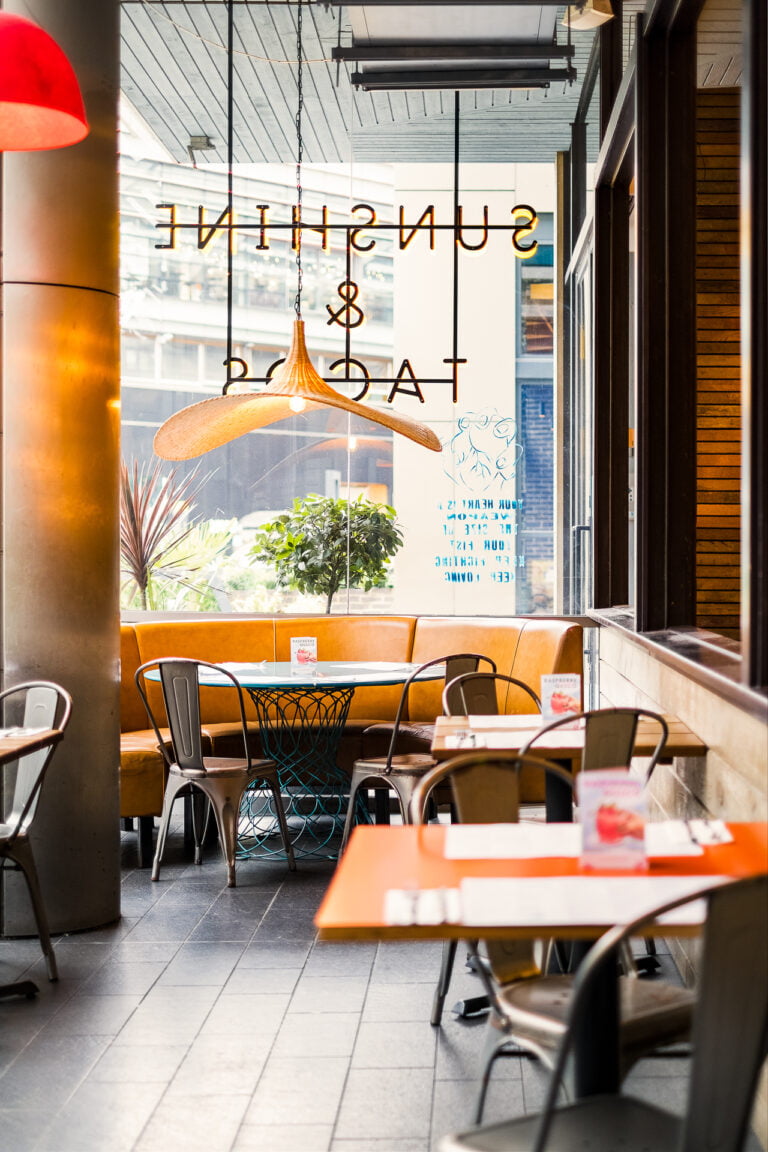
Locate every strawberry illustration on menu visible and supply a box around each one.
[540,674,582,726]
[578,769,648,870]
[290,636,317,669]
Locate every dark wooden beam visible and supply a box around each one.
[571,119,587,245]
[335,44,575,63]
[635,16,697,630]
[663,25,697,625]
[594,38,636,188]
[592,182,629,606]
[742,0,768,689]
[351,67,574,90]
[599,0,623,138]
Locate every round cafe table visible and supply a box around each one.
[197,660,443,860]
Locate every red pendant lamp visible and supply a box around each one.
[0,11,88,151]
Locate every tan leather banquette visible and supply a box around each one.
[120,615,583,862]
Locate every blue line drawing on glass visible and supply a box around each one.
[443,409,524,493]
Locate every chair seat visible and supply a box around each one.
[170,756,279,780]
[494,973,694,1057]
[361,721,436,759]
[438,1094,681,1151]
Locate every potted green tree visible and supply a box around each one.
[249,493,403,614]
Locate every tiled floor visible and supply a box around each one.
[0,825,761,1152]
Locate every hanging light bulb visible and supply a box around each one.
[0,12,89,151]
[154,0,441,462]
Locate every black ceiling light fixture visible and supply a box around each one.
[154,0,442,463]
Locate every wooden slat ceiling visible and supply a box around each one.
[120,1,597,164]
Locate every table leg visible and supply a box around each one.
[545,758,575,822]
[238,685,356,861]
[572,945,621,1097]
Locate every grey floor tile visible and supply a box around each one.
[303,942,377,978]
[431,1075,527,1148]
[37,992,142,1037]
[167,1033,272,1097]
[333,1143,428,1152]
[121,904,205,943]
[0,1108,56,1152]
[371,940,445,984]
[289,976,369,1015]
[157,941,245,986]
[81,960,167,996]
[244,1056,349,1126]
[110,941,182,963]
[87,1042,188,1084]
[199,991,291,1038]
[0,1034,109,1111]
[35,1078,167,1151]
[621,1073,690,1116]
[272,1012,360,1059]
[136,1092,251,1152]
[352,1020,437,1069]
[234,1124,334,1151]
[335,1067,434,1141]
[114,984,219,1046]
[237,941,312,969]
[435,1015,523,1083]
[362,981,435,1023]
[224,964,301,995]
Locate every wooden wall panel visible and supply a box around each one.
[696,89,741,638]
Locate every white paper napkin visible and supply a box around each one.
[384,887,462,926]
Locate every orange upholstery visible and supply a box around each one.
[119,615,584,820]
[408,616,523,721]
[133,619,276,724]
[119,732,167,817]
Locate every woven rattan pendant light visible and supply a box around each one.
[153,0,441,461]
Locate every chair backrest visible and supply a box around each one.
[410,750,574,986]
[384,652,496,768]
[410,749,573,828]
[530,873,768,1152]
[135,658,251,773]
[442,671,541,718]
[442,654,497,715]
[2,681,73,839]
[520,707,669,782]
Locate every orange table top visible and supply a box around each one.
[431,714,708,764]
[315,822,768,941]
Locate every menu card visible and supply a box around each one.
[578,768,648,870]
[290,636,317,669]
[540,673,582,725]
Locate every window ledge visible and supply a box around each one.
[588,608,768,722]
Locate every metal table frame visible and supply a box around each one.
[198,661,443,860]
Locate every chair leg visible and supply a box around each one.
[190,791,208,865]
[10,841,57,982]
[152,777,187,881]
[474,1022,511,1124]
[431,939,458,1026]
[387,775,417,825]
[267,778,296,871]
[340,774,364,853]
[204,785,240,888]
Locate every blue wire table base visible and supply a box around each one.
[236,684,368,860]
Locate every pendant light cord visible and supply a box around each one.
[294,0,304,319]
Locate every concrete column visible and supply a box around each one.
[1,0,121,932]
